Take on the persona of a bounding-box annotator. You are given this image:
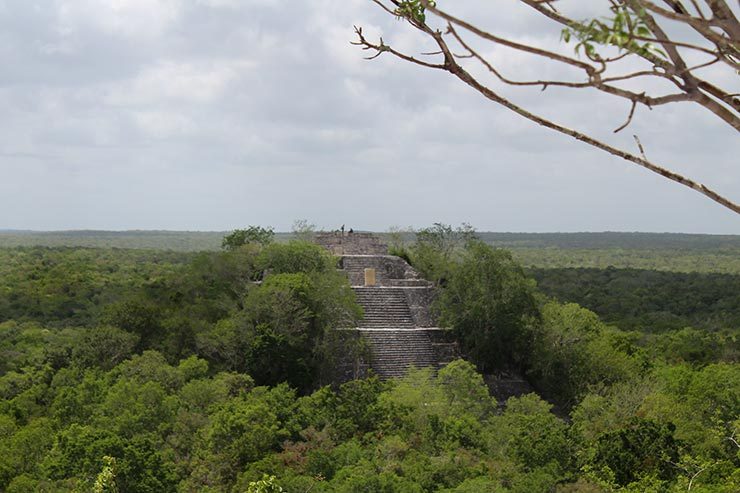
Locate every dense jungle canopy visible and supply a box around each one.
[0,228,737,492]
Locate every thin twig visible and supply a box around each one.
[688,466,707,491]
[688,0,708,20]
[615,101,639,132]
[352,27,446,68]
[633,134,648,160]
[727,434,740,449]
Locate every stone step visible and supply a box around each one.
[360,301,408,304]
[321,240,457,381]
[362,314,412,318]
[361,310,409,314]
[361,306,409,310]
[361,308,412,312]
[360,322,416,328]
[359,317,414,320]
[358,329,440,378]
[353,286,415,329]
[362,314,413,319]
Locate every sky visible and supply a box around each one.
[0,0,738,233]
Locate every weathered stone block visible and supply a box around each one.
[364,268,376,286]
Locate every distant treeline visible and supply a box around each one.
[3,230,738,251]
[530,267,740,332]
[0,230,228,251]
[476,231,740,250]
[2,230,739,273]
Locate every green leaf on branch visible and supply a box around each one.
[561,5,666,60]
[394,0,436,24]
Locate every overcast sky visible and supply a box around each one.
[0,0,738,233]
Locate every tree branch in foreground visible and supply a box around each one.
[355,0,739,214]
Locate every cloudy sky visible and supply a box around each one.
[0,0,738,233]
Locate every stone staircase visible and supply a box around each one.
[318,232,459,380]
[358,329,438,379]
[353,287,415,329]
[352,284,457,378]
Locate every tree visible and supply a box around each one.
[222,226,275,250]
[355,1,739,213]
[71,326,139,371]
[409,223,477,285]
[291,219,316,242]
[590,418,681,486]
[436,240,541,371]
[92,456,119,493]
[246,474,284,493]
[256,241,335,275]
[497,394,570,474]
[203,387,290,482]
[530,302,640,406]
[102,299,162,348]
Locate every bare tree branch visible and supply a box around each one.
[446,24,692,108]
[352,27,446,69]
[636,0,740,60]
[521,0,740,114]
[426,3,601,75]
[615,100,639,132]
[355,0,740,214]
[686,0,709,19]
[688,466,707,491]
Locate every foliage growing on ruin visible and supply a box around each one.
[0,227,738,491]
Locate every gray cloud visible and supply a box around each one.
[0,0,737,233]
